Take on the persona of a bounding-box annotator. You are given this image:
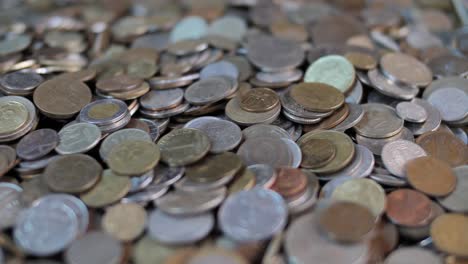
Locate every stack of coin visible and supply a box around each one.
[78,99,131,133]
[95,74,149,100]
[0,96,38,143]
[0,71,44,96]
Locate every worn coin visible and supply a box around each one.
[427,88,468,122]
[132,235,176,264]
[99,128,152,161]
[200,60,239,80]
[367,69,420,100]
[396,101,428,123]
[333,103,364,131]
[242,124,290,140]
[56,123,101,155]
[188,248,248,264]
[247,164,277,189]
[385,189,432,227]
[226,97,281,126]
[0,71,43,95]
[381,140,427,177]
[96,75,143,93]
[322,145,375,179]
[80,169,131,208]
[289,82,344,112]
[431,214,468,258]
[170,16,208,43]
[354,103,404,139]
[185,153,242,183]
[0,97,30,136]
[380,52,433,87]
[65,231,122,264]
[271,168,308,199]
[16,129,58,160]
[385,247,442,264]
[185,76,235,105]
[107,140,160,176]
[304,55,355,93]
[158,128,211,166]
[102,203,146,241]
[239,88,279,113]
[155,188,226,215]
[300,138,336,169]
[416,131,468,167]
[437,166,468,212]
[139,88,184,111]
[237,137,293,168]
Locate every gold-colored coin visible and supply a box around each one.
[102,203,147,241]
[158,128,211,166]
[188,248,248,264]
[228,168,256,194]
[431,214,468,258]
[185,152,243,183]
[0,101,29,135]
[133,236,176,264]
[345,52,377,70]
[107,140,160,175]
[289,83,345,112]
[164,247,198,264]
[80,169,131,208]
[239,88,279,113]
[88,102,120,120]
[300,138,337,169]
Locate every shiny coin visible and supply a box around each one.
[139,88,184,111]
[239,88,279,113]
[16,129,58,160]
[380,52,433,87]
[396,101,428,123]
[356,127,414,156]
[271,168,308,199]
[382,140,427,178]
[155,188,226,215]
[385,189,432,227]
[218,188,287,242]
[185,152,242,183]
[99,128,152,161]
[158,128,210,166]
[248,164,277,189]
[304,55,355,93]
[237,137,293,167]
[80,169,131,208]
[406,156,457,197]
[354,103,404,139]
[226,97,281,126]
[0,182,23,230]
[107,140,160,176]
[385,247,442,264]
[65,231,123,264]
[300,138,336,169]
[148,209,214,245]
[431,214,468,258]
[79,99,129,127]
[437,166,468,212]
[185,77,235,105]
[56,123,101,155]
[416,131,468,167]
[102,203,147,241]
[289,82,344,112]
[44,154,102,193]
[427,88,468,122]
[0,96,30,136]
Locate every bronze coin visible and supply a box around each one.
[345,51,377,70]
[303,103,350,131]
[385,189,432,227]
[300,138,337,169]
[289,83,345,113]
[406,156,457,197]
[271,168,308,198]
[318,201,375,243]
[416,131,468,167]
[239,88,279,113]
[44,154,102,193]
[96,74,143,93]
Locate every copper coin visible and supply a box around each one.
[385,189,432,227]
[380,52,433,87]
[239,88,279,113]
[96,75,143,93]
[416,131,468,167]
[289,83,345,113]
[271,168,308,198]
[300,138,337,169]
[345,52,377,70]
[318,201,375,243]
[406,156,457,197]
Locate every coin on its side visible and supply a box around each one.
[80,169,131,208]
[289,82,344,113]
[158,128,210,166]
[102,203,147,241]
[107,140,160,176]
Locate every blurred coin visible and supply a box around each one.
[185,77,236,105]
[437,166,468,212]
[170,16,208,43]
[185,152,242,183]
[271,168,307,199]
[155,188,226,215]
[416,131,468,167]
[354,103,404,139]
[237,137,293,167]
[248,164,277,189]
[242,124,290,140]
[139,88,184,111]
[0,182,22,230]
[431,214,468,258]
[380,52,433,87]
[304,55,355,93]
[158,128,210,166]
[396,101,428,123]
[102,203,146,241]
[65,231,122,264]
[367,69,419,100]
[80,169,131,208]
[107,140,160,176]
[188,248,248,264]
[56,123,101,155]
[385,189,432,227]
[289,83,344,112]
[200,60,239,80]
[427,88,468,122]
[99,128,151,161]
[226,97,281,126]
[385,247,442,264]
[132,235,176,264]
[16,129,58,160]
[300,138,336,169]
[382,140,427,177]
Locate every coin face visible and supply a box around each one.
[155,188,226,215]
[427,88,468,122]
[158,128,211,166]
[107,140,160,176]
[133,235,176,264]
[56,123,101,155]
[381,139,427,177]
[185,152,242,183]
[102,203,147,241]
[271,168,308,199]
[396,101,428,123]
[185,77,235,105]
[300,138,336,169]
[289,83,344,112]
[65,231,123,264]
[170,16,208,43]
[431,214,468,257]
[226,97,281,126]
[139,88,184,111]
[80,169,131,208]
[188,248,248,264]
[99,128,152,161]
[416,131,468,167]
[237,137,293,167]
[345,52,377,70]
[16,129,59,160]
[239,88,279,113]
[385,189,432,227]
[304,55,355,93]
[0,100,29,134]
[0,183,23,230]
[385,247,442,264]
[380,52,433,87]
[354,103,404,139]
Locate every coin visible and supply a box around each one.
[102,203,147,241]
[99,128,152,161]
[170,16,208,43]
[304,55,355,93]
[345,51,377,70]
[80,169,131,208]
[354,103,404,139]
[300,138,336,169]
[65,231,123,264]
[158,128,210,166]
[322,144,375,179]
[107,140,160,176]
[380,52,433,87]
[133,235,176,264]
[139,88,184,111]
[96,74,143,93]
[0,98,29,135]
[228,168,256,194]
[0,182,23,230]
[289,82,344,112]
[431,214,468,257]
[437,166,468,212]
[200,60,239,80]
[381,140,427,177]
[239,88,279,113]
[188,248,248,264]
[396,101,428,123]
[44,154,102,193]
[237,137,293,167]
[271,168,308,199]
[185,152,242,183]
[0,34,31,56]
[385,247,442,264]
[155,188,226,215]
[16,129,58,160]
[247,164,277,189]
[367,69,419,100]
[148,209,214,245]
[303,103,350,131]
[427,88,468,122]
[185,77,236,106]
[56,123,101,155]
[385,189,432,227]
[242,124,290,140]
[416,131,468,167]
[406,156,457,197]
[0,71,43,95]
[226,97,281,126]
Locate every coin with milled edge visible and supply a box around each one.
[56,123,101,155]
[158,128,211,166]
[304,55,356,93]
[16,129,58,160]
[102,203,147,241]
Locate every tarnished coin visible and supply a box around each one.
[152,164,185,187]
[242,124,290,140]
[0,71,43,95]
[300,138,336,169]
[396,101,428,123]
[416,131,468,167]
[132,235,176,264]
[322,144,375,179]
[427,88,468,122]
[226,97,281,126]
[237,137,293,167]
[44,154,102,193]
[304,55,355,93]
[354,103,404,139]
[65,231,123,264]
[406,156,457,197]
[79,99,128,126]
[102,203,147,241]
[380,52,433,87]
[345,52,377,70]
[155,188,226,215]
[438,166,468,212]
[289,83,344,112]
[0,182,23,230]
[188,248,248,264]
[158,128,211,166]
[431,214,468,258]
[185,77,236,106]
[167,39,208,56]
[385,247,442,264]
[16,129,58,160]
[56,123,101,155]
[0,97,30,136]
[139,88,184,111]
[381,140,427,178]
[239,88,279,113]
[107,140,160,176]
[185,152,242,183]
[99,128,152,161]
[271,168,308,199]
[0,34,31,56]
[385,189,432,227]
[248,164,277,189]
[80,169,131,208]
[200,60,239,80]
[96,75,143,93]
[218,188,287,242]
[208,15,247,41]
[228,168,256,194]
[148,209,214,245]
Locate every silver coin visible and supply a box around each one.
[65,231,122,264]
[285,210,366,264]
[207,15,247,42]
[184,77,236,105]
[321,145,374,179]
[281,138,302,168]
[136,118,160,141]
[381,139,427,177]
[0,182,23,230]
[370,173,407,187]
[356,70,372,86]
[121,184,169,205]
[248,164,277,188]
[451,127,468,144]
[97,112,131,133]
[184,116,242,153]
[139,103,190,119]
[0,34,31,56]
[427,87,468,122]
[79,99,128,126]
[345,79,363,104]
[238,137,293,167]
[148,209,214,245]
[225,97,281,126]
[255,69,303,84]
[367,90,399,106]
[129,170,155,193]
[0,71,43,95]
[406,98,441,136]
[287,125,303,142]
[385,247,442,264]
[170,16,208,43]
[200,61,239,80]
[219,188,287,242]
[174,175,233,193]
[14,201,79,256]
[423,76,468,99]
[333,103,364,132]
[56,123,101,155]
[142,117,169,136]
[0,247,3,264]
[396,101,428,123]
[282,110,322,125]
[131,32,169,51]
[437,165,468,212]
[319,176,353,198]
[242,124,291,140]
[149,73,199,89]
[271,115,293,130]
[0,96,37,142]
[354,103,404,139]
[280,92,333,119]
[155,188,226,215]
[356,127,414,156]
[367,69,419,100]
[99,128,151,161]
[153,164,185,186]
[16,128,59,160]
[139,88,184,111]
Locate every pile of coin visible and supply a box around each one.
[0,0,468,264]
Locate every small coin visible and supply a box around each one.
[416,131,468,167]
[406,156,457,197]
[16,129,58,160]
[107,140,160,176]
[237,137,293,168]
[289,83,344,112]
[185,152,242,183]
[99,128,152,161]
[155,188,226,215]
[139,88,184,111]
[226,97,281,126]
[385,189,432,227]
[431,214,468,258]
[271,168,308,199]
[44,154,102,193]
[427,88,468,122]
[437,166,468,212]
[354,103,404,139]
[65,231,123,264]
[239,88,279,113]
[102,203,147,241]
[385,247,442,264]
[158,128,211,166]
[80,169,131,208]
[304,55,355,93]
[300,138,336,169]
[396,101,428,123]
[247,164,277,189]
[184,76,235,105]
[0,98,29,135]
[318,201,375,243]
[380,52,433,87]
[56,123,101,155]
[381,140,427,177]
